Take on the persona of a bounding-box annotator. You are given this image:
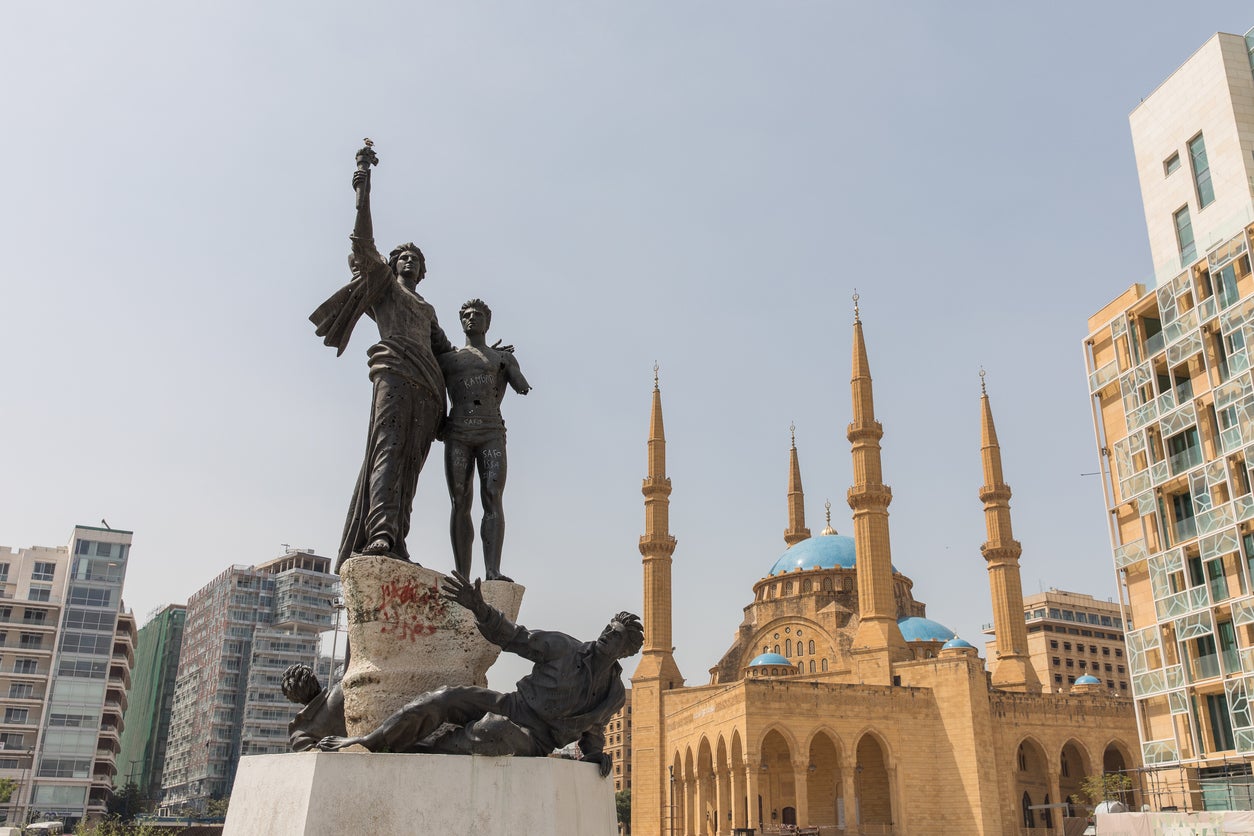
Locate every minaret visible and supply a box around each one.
[631,365,685,836]
[846,294,909,683]
[979,371,1041,693]
[784,424,812,547]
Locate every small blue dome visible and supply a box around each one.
[1075,674,1101,685]
[748,653,794,668]
[942,636,974,650]
[897,616,955,643]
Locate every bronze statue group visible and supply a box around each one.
[284,144,641,777]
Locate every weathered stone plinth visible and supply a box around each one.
[223,752,616,836]
[340,556,524,736]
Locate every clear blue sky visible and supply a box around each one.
[2,4,1250,689]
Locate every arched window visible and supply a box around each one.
[823,577,833,591]
[1021,792,1034,828]
[1042,795,1053,829]
[808,640,815,655]
[809,660,815,673]
[785,639,792,657]
[802,579,812,593]
[821,658,828,672]
[1017,745,1027,771]
[774,644,780,654]
[784,581,793,594]
[763,645,769,654]
[796,641,804,657]
[1061,752,1069,777]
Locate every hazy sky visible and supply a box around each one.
[3,4,1251,690]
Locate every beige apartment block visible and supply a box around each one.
[1085,26,1254,813]
[632,311,1138,836]
[984,590,1131,696]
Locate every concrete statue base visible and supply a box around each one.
[339,556,524,736]
[222,751,617,836]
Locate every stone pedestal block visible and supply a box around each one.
[339,556,524,736]
[223,752,616,836]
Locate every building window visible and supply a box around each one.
[1189,134,1215,208]
[1050,640,1058,650]
[0,734,23,750]
[12,660,36,675]
[1103,647,1110,656]
[1175,206,1197,265]
[3,709,28,725]
[7,684,32,699]
[1063,642,1072,651]
[1165,152,1181,176]
[30,563,55,582]
[26,586,50,603]
[809,660,815,673]
[1052,657,1061,667]
[821,658,828,672]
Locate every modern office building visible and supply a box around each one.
[0,525,137,828]
[116,604,186,804]
[631,320,1139,836]
[983,589,1131,695]
[159,550,335,812]
[1085,26,1254,811]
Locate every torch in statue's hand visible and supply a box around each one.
[354,138,378,209]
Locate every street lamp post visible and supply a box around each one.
[668,765,675,836]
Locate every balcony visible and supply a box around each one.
[1189,653,1221,682]
[1169,446,1204,477]
[1172,515,1199,544]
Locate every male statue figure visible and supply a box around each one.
[311,143,454,571]
[439,299,531,581]
[318,571,641,776]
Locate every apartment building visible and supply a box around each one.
[1085,26,1254,810]
[159,550,334,812]
[0,525,136,828]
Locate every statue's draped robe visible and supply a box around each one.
[311,237,453,571]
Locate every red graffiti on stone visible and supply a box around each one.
[376,579,448,641]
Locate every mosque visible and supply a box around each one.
[629,305,1141,835]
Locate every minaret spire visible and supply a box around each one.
[631,366,685,836]
[784,423,812,547]
[846,296,909,683]
[639,364,681,667]
[979,372,1041,693]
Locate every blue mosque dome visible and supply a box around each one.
[1075,674,1102,685]
[897,616,956,642]
[748,653,794,668]
[942,636,974,650]
[768,534,898,576]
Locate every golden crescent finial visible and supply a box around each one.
[363,137,374,148]
[852,290,860,323]
[790,422,796,447]
[979,366,987,395]
[653,362,660,389]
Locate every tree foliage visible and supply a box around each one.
[1081,771,1134,806]
[0,777,16,805]
[615,788,631,833]
[106,782,149,822]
